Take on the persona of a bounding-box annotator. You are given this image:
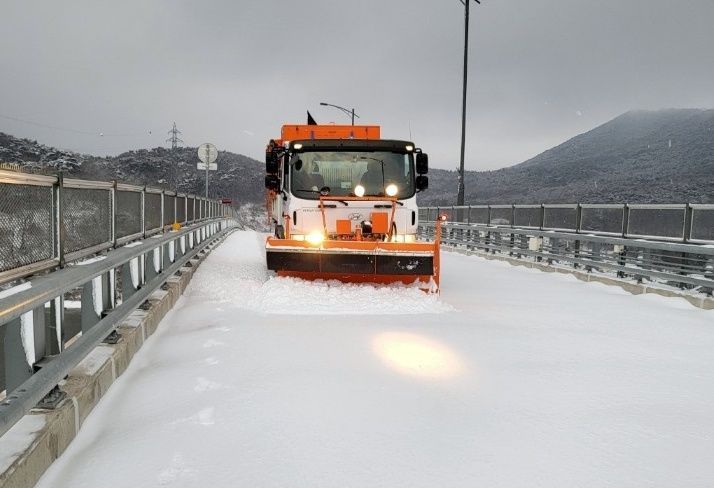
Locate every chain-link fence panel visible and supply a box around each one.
[580,206,624,234]
[0,184,54,273]
[468,207,489,224]
[514,206,542,228]
[543,206,577,231]
[627,207,686,239]
[116,190,142,239]
[691,208,714,242]
[145,193,162,232]
[489,206,512,226]
[163,195,176,226]
[63,188,112,253]
[176,196,186,223]
[187,197,195,221]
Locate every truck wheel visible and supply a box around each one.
[275,225,285,239]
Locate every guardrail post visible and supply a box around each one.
[509,204,515,256]
[3,317,33,394]
[466,206,472,250]
[683,203,693,243]
[81,279,101,332]
[539,204,545,231]
[101,272,112,311]
[141,187,147,239]
[145,248,160,283]
[46,296,64,356]
[122,261,138,300]
[573,204,582,269]
[163,240,171,270]
[160,190,165,233]
[112,180,118,248]
[485,206,492,253]
[56,172,66,268]
[678,203,695,288]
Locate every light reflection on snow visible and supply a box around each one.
[372,332,463,379]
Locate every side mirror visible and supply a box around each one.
[416,153,428,174]
[416,175,428,191]
[266,151,279,174]
[265,175,280,191]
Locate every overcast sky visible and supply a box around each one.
[1,0,713,170]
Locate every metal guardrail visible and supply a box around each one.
[0,218,236,438]
[0,169,235,285]
[419,204,714,243]
[419,205,714,293]
[0,168,240,437]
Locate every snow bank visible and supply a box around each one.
[0,414,46,475]
[186,231,451,315]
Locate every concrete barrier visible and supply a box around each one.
[0,237,228,487]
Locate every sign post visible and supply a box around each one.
[197,143,218,198]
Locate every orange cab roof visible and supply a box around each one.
[281,124,380,141]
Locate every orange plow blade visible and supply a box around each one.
[265,238,442,293]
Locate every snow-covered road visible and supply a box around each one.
[38,231,714,487]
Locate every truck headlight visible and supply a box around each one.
[385,184,398,197]
[306,232,325,245]
[354,185,365,197]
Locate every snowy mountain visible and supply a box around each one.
[0,132,84,171]
[421,109,714,205]
[0,133,264,204]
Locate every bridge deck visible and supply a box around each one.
[38,231,714,487]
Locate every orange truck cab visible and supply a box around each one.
[264,123,442,291]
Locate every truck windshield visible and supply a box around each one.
[290,151,415,199]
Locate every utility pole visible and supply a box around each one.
[166,122,183,150]
[166,122,184,190]
[457,0,481,207]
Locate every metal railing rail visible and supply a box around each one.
[0,218,236,438]
[0,168,236,285]
[419,203,714,244]
[419,207,714,293]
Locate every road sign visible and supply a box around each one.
[197,143,218,164]
[198,142,218,198]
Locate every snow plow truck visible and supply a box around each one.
[264,123,444,292]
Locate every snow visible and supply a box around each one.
[71,345,115,377]
[37,231,714,488]
[91,276,103,316]
[54,296,62,347]
[19,312,34,366]
[0,281,31,300]
[0,414,46,474]
[129,258,140,289]
[152,248,160,273]
[123,241,143,248]
[75,255,106,266]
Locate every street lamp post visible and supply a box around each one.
[457,0,480,207]
[320,102,360,125]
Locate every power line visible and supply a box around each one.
[0,113,151,137]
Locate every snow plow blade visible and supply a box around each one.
[265,238,441,292]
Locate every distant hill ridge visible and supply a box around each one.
[423,108,714,205]
[0,133,264,203]
[2,108,713,204]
